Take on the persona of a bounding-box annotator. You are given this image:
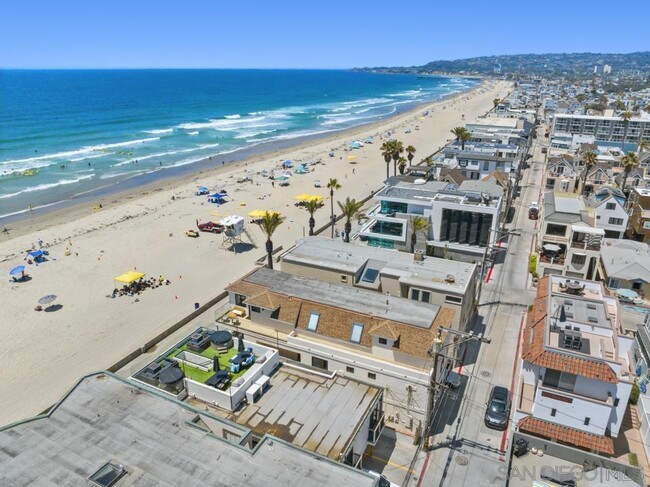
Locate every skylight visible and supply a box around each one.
[307,312,320,331]
[350,323,364,344]
[89,463,126,487]
[362,268,380,283]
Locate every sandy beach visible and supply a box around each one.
[0,79,511,426]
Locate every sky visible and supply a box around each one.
[2,0,649,69]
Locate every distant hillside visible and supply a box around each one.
[354,52,650,78]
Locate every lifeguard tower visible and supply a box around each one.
[219,215,257,251]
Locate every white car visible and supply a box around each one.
[364,470,399,487]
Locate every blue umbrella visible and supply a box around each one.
[197,186,208,192]
[9,266,25,276]
[27,250,45,258]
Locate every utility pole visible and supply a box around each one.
[475,228,521,304]
[424,328,491,449]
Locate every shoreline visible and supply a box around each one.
[1,81,483,240]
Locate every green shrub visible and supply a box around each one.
[630,382,640,405]
[629,453,639,466]
[528,254,539,279]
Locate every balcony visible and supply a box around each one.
[570,240,601,251]
[359,218,406,243]
[537,379,613,407]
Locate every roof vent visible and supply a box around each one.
[445,274,456,283]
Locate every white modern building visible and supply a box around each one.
[515,276,635,455]
[434,141,519,181]
[359,179,503,261]
[552,112,650,147]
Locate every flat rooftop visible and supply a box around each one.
[226,367,381,460]
[376,180,451,201]
[0,373,376,487]
[243,267,440,329]
[282,237,476,294]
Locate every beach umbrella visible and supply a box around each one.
[542,243,561,253]
[38,294,57,305]
[347,155,357,160]
[197,186,208,192]
[9,266,25,276]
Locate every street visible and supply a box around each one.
[417,124,547,486]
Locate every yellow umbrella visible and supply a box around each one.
[347,155,357,160]
[248,209,278,218]
[295,194,323,202]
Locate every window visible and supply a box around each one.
[606,202,616,210]
[608,217,624,225]
[368,372,376,380]
[411,289,420,301]
[584,417,590,426]
[234,294,246,306]
[89,463,127,487]
[445,295,463,304]
[378,338,388,345]
[340,275,348,283]
[483,161,490,171]
[543,370,576,392]
[421,291,431,303]
[546,224,567,236]
[571,254,586,266]
[250,306,261,313]
[551,408,557,417]
[350,323,364,344]
[346,366,355,373]
[312,357,328,370]
[307,312,320,331]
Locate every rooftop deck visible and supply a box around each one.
[226,366,383,461]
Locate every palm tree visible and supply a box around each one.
[410,216,431,253]
[257,212,285,269]
[493,98,501,110]
[398,156,408,175]
[337,197,364,243]
[620,151,640,193]
[391,140,404,176]
[304,199,321,236]
[637,139,649,155]
[380,140,394,180]
[620,111,633,147]
[459,128,472,150]
[327,178,342,238]
[423,155,434,166]
[406,145,416,166]
[581,150,597,195]
[451,126,465,142]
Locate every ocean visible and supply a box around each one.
[0,70,478,221]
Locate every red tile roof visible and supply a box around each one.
[521,277,618,383]
[518,416,614,455]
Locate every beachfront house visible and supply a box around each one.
[279,237,478,330]
[358,179,503,262]
[220,266,455,432]
[0,372,379,486]
[537,191,603,280]
[434,141,519,181]
[515,276,635,456]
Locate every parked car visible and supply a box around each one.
[528,201,539,220]
[363,470,399,487]
[541,147,548,154]
[484,386,510,430]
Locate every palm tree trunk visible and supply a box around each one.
[386,162,390,180]
[411,233,416,253]
[621,174,629,194]
[309,216,315,236]
[266,239,274,269]
[330,190,334,238]
[393,158,397,177]
[344,221,351,243]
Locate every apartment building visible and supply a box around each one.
[222,266,455,430]
[552,112,650,147]
[515,276,635,455]
[280,237,478,329]
[538,192,603,280]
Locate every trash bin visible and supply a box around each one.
[194,302,200,310]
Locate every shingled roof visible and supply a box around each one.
[521,277,618,383]
[518,416,615,455]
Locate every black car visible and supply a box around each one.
[484,386,510,430]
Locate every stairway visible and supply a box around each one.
[622,404,641,431]
[243,227,258,248]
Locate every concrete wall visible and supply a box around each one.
[280,260,356,287]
